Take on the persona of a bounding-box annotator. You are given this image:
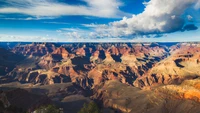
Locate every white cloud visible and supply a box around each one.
[57,28,90,40]
[0,34,58,42]
[187,15,193,21]
[0,0,130,18]
[96,0,200,38]
[60,28,83,32]
[43,21,70,24]
[56,30,62,33]
[0,16,56,20]
[194,0,200,9]
[171,15,176,20]
[82,23,107,28]
[0,17,36,20]
[66,32,81,39]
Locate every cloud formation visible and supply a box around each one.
[182,24,198,31]
[54,0,200,40]
[0,0,129,18]
[1,0,200,42]
[98,0,200,38]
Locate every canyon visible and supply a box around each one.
[0,42,200,113]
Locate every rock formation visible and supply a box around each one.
[1,42,200,113]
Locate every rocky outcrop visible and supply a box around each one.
[38,47,69,70]
[109,45,120,56]
[88,62,139,87]
[76,47,86,56]
[90,50,100,62]
[5,68,71,85]
[38,54,60,70]
[103,51,115,64]
[52,47,69,59]
[12,43,56,57]
[92,80,200,113]
[134,44,200,89]
[121,53,137,65]
[25,70,71,85]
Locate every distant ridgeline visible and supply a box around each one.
[0,42,179,49]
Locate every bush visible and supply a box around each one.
[78,101,101,113]
[35,105,60,113]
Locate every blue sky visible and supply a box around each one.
[0,0,199,42]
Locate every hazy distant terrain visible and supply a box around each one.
[1,42,200,113]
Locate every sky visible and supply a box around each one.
[0,0,200,42]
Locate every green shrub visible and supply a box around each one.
[78,101,101,113]
[35,105,60,113]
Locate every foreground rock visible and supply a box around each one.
[0,88,51,113]
[93,80,200,113]
[0,82,91,113]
